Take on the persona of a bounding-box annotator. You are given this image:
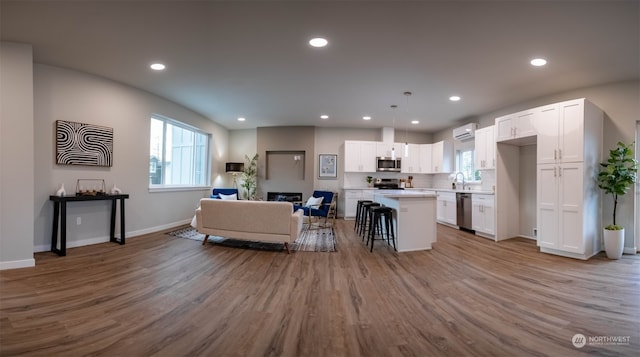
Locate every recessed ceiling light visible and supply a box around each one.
[237,117,246,122]
[530,58,547,66]
[150,63,166,71]
[411,120,419,125]
[363,116,371,121]
[309,38,328,48]
[449,96,461,101]
[320,115,329,119]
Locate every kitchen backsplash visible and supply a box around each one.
[345,170,496,192]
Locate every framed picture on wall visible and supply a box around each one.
[318,154,337,179]
[56,120,113,167]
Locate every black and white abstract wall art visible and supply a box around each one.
[56,120,113,167]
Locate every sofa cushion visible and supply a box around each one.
[219,193,237,200]
[305,196,323,207]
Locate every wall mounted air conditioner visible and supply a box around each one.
[453,123,478,141]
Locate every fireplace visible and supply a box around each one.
[267,192,303,203]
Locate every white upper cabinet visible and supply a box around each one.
[419,144,433,174]
[401,144,432,173]
[401,144,421,173]
[431,140,453,173]
[474,125,495,170]
[376,142,395,158]
[537,99,597,165]
[344,141,377,172]
[536,104,561,164]
[496,110,536,142]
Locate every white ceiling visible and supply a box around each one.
[1,0,638,132]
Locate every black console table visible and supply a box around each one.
[49,194,129,256]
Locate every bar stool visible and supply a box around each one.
[366,206,396,252]
[354,200,373,231]
[358,202,380,240]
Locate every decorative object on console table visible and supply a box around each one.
[319,154,337,179]
[76,179,106,196]
[110,184,122,195]
[55,120,113,167]
[55,183,66,197]
[597,141,637,259]
[241,153,259,200]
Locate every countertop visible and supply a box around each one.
[344,187,494,195]
[372,190,437,199]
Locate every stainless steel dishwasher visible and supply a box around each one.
[456,192,473,232]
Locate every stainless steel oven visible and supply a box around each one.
[376,157,401,172]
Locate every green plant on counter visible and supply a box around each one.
[366,176,373,184]
[597,141,637,230]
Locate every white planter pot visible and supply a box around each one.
[603,228,625,259]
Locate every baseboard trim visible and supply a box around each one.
[623,247,637,255]
[34,218,191,253]
[0,258,36,270]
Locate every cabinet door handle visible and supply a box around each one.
[513,127,517,137]
[554,167,557,177]
[558,149,562,160]
[558,166,562,177]
[554,149,557,160]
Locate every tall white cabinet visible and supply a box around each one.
[535,99,603,259]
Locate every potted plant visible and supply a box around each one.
[241,153,259,200]
[366,176,373,187]
[597,141,637,259]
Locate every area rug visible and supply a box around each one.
[167,225,336,252]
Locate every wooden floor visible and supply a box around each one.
[1,220,639,356]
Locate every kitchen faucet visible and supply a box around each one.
[455,172,465,190]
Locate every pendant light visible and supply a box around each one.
[390,105,398,160]
[403,91,412,157]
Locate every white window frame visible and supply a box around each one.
[149,114,211,192]
[455,147,481,184]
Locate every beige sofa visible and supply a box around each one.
[195,198,304,253]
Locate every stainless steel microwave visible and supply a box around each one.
[376,157,401,172]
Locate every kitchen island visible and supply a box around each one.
[372,190,437,252]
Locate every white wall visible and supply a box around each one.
[0,42,36,269]
[31,64,230,252]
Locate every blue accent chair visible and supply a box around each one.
[293,190,334,221]
[210,188,239,199]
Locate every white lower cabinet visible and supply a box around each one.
[436,191,457,226]
[344,189,374,219]
[472,194,495,236]
[537,163,599,258]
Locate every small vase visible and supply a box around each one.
[56,183,66,197]
[110,184,122,195]
[603,228,624,259]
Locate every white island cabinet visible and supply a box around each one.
[373,190,437,252]
[343,189,374,219]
